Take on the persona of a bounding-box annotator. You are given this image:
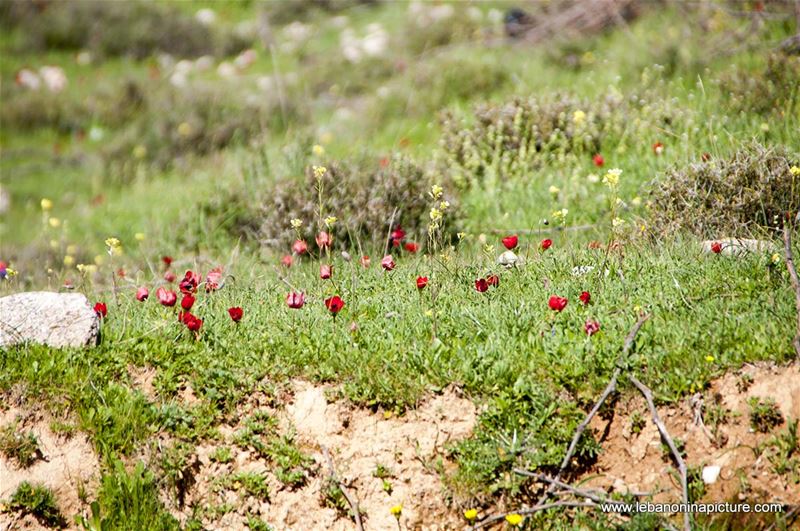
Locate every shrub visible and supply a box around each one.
[648,143,800,238]
[0,424,42,468]
[260,153,460,250]
[720,52,800,116]
[7,482,66,528]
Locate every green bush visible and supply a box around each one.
[7,482,66,528]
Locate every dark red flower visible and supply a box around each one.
[179,270,199,294]
[404,242,419,253]
[652,142,664,155]
[548,295,568,312]
[486,274,500,287]
[381,255,395,271]
[540,239,552,250]
[136,287,149,302]
[325,295,345,315]
[579,291,591,305]
[475,278,489,293]
[164,271,176,283]
[711,242,723,254]
[156,287,177,307]
[392,238,401,248]
[94,302,107,318]
[228,307,243,322]
[360,256,370,268]
[391,226,406,242]
[286,292,305,309]
[181,294,195,311]
[593,154,604,167]
[320,264,333,279]
[292,240,308,255]
[416,276,428,290]
[316,231,332,249]
[585,319,600,336]
[162,256,173,267]
[183,313,202,332]
[205,267,223,292]
[502,235,518,250]
[281,255,293,267]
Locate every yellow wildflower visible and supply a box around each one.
[790,166,800,176]
[6,267,17,277]
[705,355,715,363]
[424,309,433,318]
[548,185,560,196]
[40,198,53,211]
[312,144,325,156]
[48,217,61,228]
[464,508,478,521]
[771,253,781,265]
[135,232,145,241]
[429,208,442,221]
[324,216,337,227]
[105,237,121,250]
[439,200,450,211]
[760,122,769,132]
[290,218,303,229]
[63,255,74,266]
[390,504,402,517]
[572,110,586,125]
[505,513,523,526]
[603,168,622,188]
[313,165,327,178]
[430,184,443,200]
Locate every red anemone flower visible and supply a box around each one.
[164,271,177,283]
[286,292,305,309]
[292,239,308,255]
[392,238,401,248]
[94,302,107,318]
[320,264,333,279]
[181,294,195,311]
[579,291,591,305]
[502,235,518,250]
[548,295,568,312]
[585,319,600,336]
[652,142,664,155]
[416,276,428,290]
[156,287,177,307]
[228,307,243,322]
[325,295,345,315]
[593,154,604,167]
[116,268,126,278]
[381,255,395,271]
[183,313,203,332]
[205,267,223,292]
[475,278,489,293]
[316,231,332,249]
[360,256,371,268]
[136,287,149,302]
[711,242,723,254]
[404,242,419,253]
[281,255,293,267]
[179,270,199,294]
[391,227,406,242]
[540,239,553,251]
[486,274,500,287]
[162,256,173,267]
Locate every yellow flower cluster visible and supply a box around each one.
[290,218,303,229]
[41,198,53,211]
[313,165,327,178]
[324,216,337,227]
[791,165,800,176]
[602,168,622,189]
[572,110,586,125]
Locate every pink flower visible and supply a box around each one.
[381,255,395,271]
[316,231,332,249]
[135,287,149,302]
[286,292,305,309]
[205,267,223,292]
[156,287,177,307]
[320,264,333,279]
[164,271,176,283]
[281,255,294,267]
[585,319,600,336]
[292,240,308,255]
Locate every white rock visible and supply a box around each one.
[497,250,519,268]
[0,292,100,348]
[702,465,721,485]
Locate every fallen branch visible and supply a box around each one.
[783,225,800,358]
[321,445,364,531]
[513,469,606,503]
[471,501,596,530]
[628,375,690,531]
[536,313,651,505]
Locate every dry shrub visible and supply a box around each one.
[648,143,799,238]
[720,52,800,116]
[260,154,459,250]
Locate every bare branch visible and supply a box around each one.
[628,375,690,531]
[783,225,800,358]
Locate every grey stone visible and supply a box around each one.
[0,291,100,348]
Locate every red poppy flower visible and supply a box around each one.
[711,242,723,254]
[181,294,195,311]
[183,313,203,332]
[416,276,428,290]
[360,256,370,268]
[94,302,107,318]
[391,227,406,242]
[404,242,419,253]
[228,307,243,322]
[475,278,489,293]
[179,270,199,294]
[136,287,149,302]
[588,241,602,250]
[701,152,711,162]
[379,156,390,168]
[541,239,552,250]
[579,291,591,305]
[292,239,308,255]
[381,255,395,271]
[325,295,345,315]
[162,256,173,267]
[585,319,600,336]
[652,142,664,155]
[502,235,518,250]
[205,267,223,292]
[320,264,333,279]
[164,271,176,283]
[281,255,293,267]
[316,231,332,249]
[116,268,126,278]
[156,287,177,307]
[286,292,305,309]
[486,274,500,287]
[593,154,604,167]
[548,295,568,312]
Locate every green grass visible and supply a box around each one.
[1,0,799,527]
[6,482,66,528]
